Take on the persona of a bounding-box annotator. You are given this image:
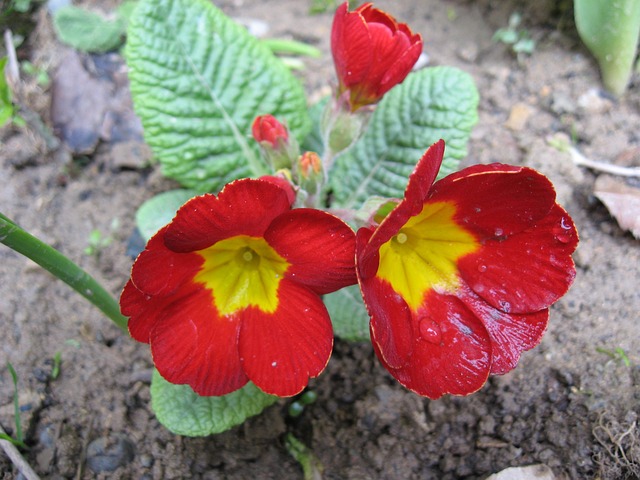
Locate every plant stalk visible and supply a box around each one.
[0,213,128,331]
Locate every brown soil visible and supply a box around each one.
[1,0,639,479]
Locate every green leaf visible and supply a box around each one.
[150,370,279,436]
[135,189,199,240]
[126,0,311,193]
[574,0,640,96]
[330,67,479,209]
[324,284,370,342]
[53,6,127,53]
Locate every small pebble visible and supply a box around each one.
[86,434,135,473]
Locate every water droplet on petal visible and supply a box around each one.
[494,227,504,237]
[498,300,511,313]
[271,361,277,367]
[419,318,442,344]
[477,264,487,273]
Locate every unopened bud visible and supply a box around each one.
[252,115,300,170]
[294,151,325,201]
[252,114,289,148]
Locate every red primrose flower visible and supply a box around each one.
[356,140,578,398]
[121,178,356,397]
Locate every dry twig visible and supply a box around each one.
[0,424,40,480]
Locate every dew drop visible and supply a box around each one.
[396,232,408,244]
[477,264,487,273]
[419,318,442,344]
[555,234,570,244]
[271,361,277,367]
[498,300,511,313]
[494,227,504,237]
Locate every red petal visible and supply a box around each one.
[360,274,413,369]
[457,285,549,374]
[371,290,491,399]
[430,164,557,238]
[121,280,163,343]
[365,22,412,94]
[238,280,333,396]
[164,179,292,252]
[150,288,249,396]
[265,208,356,294]
[130,226,203,297]
[379,39,422,96]
[458,204,578,313]
[331,2,372,88]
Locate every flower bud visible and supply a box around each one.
[252,115,299,170]
[331,2,423,111]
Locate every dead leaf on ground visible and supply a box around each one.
[594,175,640,239]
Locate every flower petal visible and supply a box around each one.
[121,279,164,343]
[331,2,372,88]
[150,288,249,396]
[378,40,423,96]
[239,280,333,396]
[458,204,578,313]
[361,273,413,369]
[265,208,356,294]
[130,226,204,297]
[164,179,293,252]
[371,290,491,399]
[457,284,549,374]
[429,164,557,238]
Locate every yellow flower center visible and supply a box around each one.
[377,201,479,310]
[194,235,289,316]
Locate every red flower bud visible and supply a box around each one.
[252,114,289,148]
[331,2,423,111]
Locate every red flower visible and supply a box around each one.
[331,2,423,111]
[252,114,288,148]
[356,140,578,399]
[121,178,357,397]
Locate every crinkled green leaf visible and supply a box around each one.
[125,0,311,193]
[151,370,279,437]
[325,284,370,342]
[135,189,198,240]
[330,67,479,209]
[53,6,127,53]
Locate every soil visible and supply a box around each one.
[1,0,640,479]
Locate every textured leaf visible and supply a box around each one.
[53,6,127,53]
[135,189,199,240]
[150,370,279,437]
[325,284,370,342]
[330,67,478,208]
[126,0,311,192]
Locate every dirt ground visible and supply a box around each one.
[1,0,640,478]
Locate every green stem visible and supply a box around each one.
[0,212,128,331]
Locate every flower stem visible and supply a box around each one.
[0,212,128,331]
